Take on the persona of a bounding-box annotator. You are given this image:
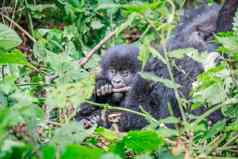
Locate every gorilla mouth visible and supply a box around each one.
[112,83,127,89]
[112,86,131,93]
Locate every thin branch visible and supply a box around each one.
[192,98,238,126]
[79,31,117,66]
[78,13,138,66]
[0,12,36,43]
[112,86,131,93]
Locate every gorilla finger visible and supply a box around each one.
[101,85,107,95]
[105,84,112,94]
[108,84,112,93]
[96,89,102,96]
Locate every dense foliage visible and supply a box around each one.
[0,0,238,159]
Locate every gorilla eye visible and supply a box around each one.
[122,70,129,77]
[109,69,116,75]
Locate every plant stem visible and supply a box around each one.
[192,98,238,126]
[0,12,36,42]
[24,0,34,35]
[85,101,158,124]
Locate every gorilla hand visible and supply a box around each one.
[96,79,113,97]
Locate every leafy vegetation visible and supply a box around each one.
[0,0,238,159]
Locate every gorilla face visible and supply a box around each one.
[107,68,135,89]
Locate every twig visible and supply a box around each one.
[78,13,138,66]
[47,121,62,127]
[0,12,36,43]
[79,31,117,66]
[112,86,131,93]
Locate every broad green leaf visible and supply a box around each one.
[46,75,95,111]
[138,36,154,69]
[96,127,119,141]
[41,145,56,159]
[0,50,32,67]
[1,139,25,152]
[204,120,226,140]
[45,51,89,83]
[225,120,238,131]
[114,130,164,155]
[216,36,238,54]
[140,72,181,89]
[0,107,10,143]
[122,2,161,14]
[0,75,17,94]
[193,83,226,106]
[0,23,22,50]
[52,122,96,147]
[61,145,103,159]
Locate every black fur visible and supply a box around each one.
[117,4,223,131]
[76,45,140,127]
[77,4,224,131]
[168,4,221,52]
[216,0,238,33]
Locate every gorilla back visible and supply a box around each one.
[118,4,222,131]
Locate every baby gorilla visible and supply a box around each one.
[76,45,140,128]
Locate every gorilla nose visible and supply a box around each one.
[112,79,124,88]
[112,80,122,86]
[113,79,121,84]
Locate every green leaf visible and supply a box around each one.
[0,75,17,94]
[0,50,32,66]
[204,120,226,140]
[52,122,95,147]
[46,75,95,111]
[138,36,154,69]
[114,130,164,155]
[225,120,238,131]
[216,36,238,54]
[140,72,181,89]
[193,83,226,106]
[61,145,103,159]
[42,145,56,159]
[0,23,22,50]
[96,127,119,141]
